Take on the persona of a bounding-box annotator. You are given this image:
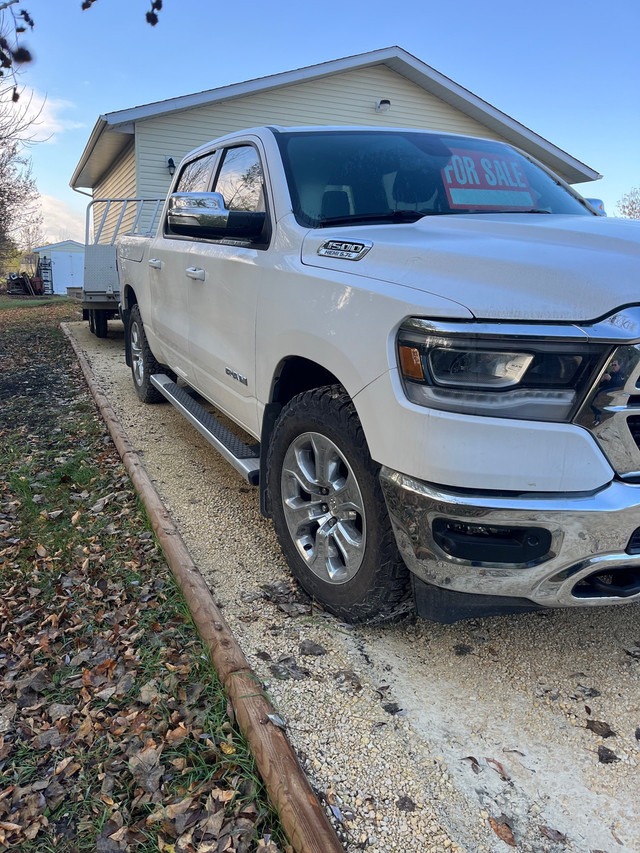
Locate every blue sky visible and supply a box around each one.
[6,0,640,241]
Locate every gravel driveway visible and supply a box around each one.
[69,320,639,853]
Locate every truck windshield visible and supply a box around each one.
[275,130,593,227]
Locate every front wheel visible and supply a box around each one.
[128,305,163,403]
[266,385,409,623]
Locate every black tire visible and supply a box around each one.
[94,310,108,338]
[128,304,163,403]
[88,310,95,334]
[266,385,409,623]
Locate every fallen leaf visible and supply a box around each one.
[96,686,117,701]
[598,746,620,763]
[268,657,309,681]
[461,755,482,774]
[44,777,66,810]
[266,714,287,729]
[165,797,194,820]
[489,815,517,847]
[576,684,601,698]
[0,703,17,734]
[486,757,510,781]
[129,746,164,793]
[299,639,327,656]
[255,651,272,662]
[166,723,188,745]
[396,795,416,812]
[108,825,129,843]
[138,680,160,705]
[334,669,362,691]
[539,825,567,842]
[586,720,616,738]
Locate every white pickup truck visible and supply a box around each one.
[117,125,640,623]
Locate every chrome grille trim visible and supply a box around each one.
[575,313,640,477]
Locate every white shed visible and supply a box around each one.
[33,241,85,295]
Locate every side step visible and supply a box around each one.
[150,374,260,485]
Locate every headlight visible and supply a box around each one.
[398,322,610,421]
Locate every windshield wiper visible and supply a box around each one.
[459,208,552,215]
[318,210,426,227]
[318,208,553,227]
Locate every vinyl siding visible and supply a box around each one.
[92,142,137,243]
[135,66,509,197]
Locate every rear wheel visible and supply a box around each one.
[128,305,163,403]
[94,310,108,339]
[267,385,409,623]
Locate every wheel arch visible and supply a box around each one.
[121,285,138,367]
[260,356,354,517]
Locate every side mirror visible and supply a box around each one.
[167,192,266,239]
[585,198,606,216]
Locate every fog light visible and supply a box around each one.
[432,519,552,565]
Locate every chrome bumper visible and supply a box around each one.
[380,467,640,609]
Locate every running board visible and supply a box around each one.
[150,374,260,485]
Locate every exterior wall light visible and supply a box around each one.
[166,156,176,176]
[375,99,391,112]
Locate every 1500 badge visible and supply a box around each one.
[317,239,372,261]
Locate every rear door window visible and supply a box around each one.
[175,153,217,193]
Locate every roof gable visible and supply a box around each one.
[33,240,85,253]
[71,46,600,189]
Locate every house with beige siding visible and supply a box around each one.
[71,45,601,223]
[71,46,602,333]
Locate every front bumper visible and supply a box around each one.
[380,467,640,610]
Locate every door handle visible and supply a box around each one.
[148,258,162,269]
[185,267,205,281]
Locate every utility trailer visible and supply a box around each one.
[82,198,163,337]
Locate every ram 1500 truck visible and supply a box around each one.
[117,125,640,623]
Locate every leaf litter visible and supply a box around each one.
[0,302,288,852]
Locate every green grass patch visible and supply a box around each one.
[0,295,71,311]
[0,302,287,852]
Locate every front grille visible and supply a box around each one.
[575,339,640,477]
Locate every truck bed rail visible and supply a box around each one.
[85,197,164,245]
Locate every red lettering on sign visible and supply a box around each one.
[442,149,534,210]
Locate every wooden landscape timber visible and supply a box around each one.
[61,322,344,853]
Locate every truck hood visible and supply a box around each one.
[301,214,640,322]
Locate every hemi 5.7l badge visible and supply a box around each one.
[317,239,372,261]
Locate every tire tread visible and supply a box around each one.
[266,384,410,623]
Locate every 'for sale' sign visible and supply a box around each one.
[442,149,535,210]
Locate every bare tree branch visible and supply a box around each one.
[616,187,640,219]
[1,1,163,94]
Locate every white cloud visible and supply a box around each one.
[1,87,85,143]
[40,195,86,243]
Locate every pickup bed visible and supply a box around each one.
[118,125,640,623]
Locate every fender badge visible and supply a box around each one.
[317,239,372,261]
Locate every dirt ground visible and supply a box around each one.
[70,319,639,853]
